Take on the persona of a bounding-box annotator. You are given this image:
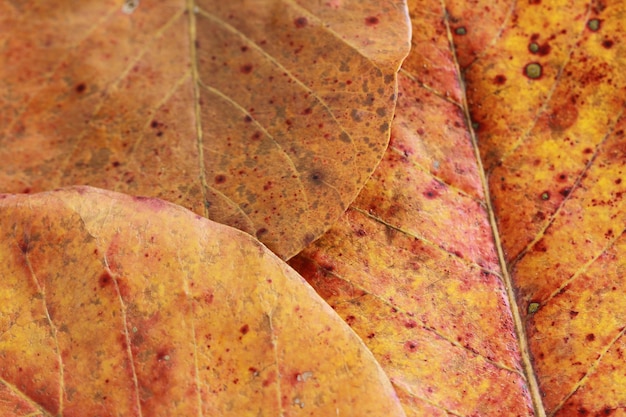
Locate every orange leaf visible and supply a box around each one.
[0,186,405,416]
[457,0,626,415]
[291,1,537,415]
[0,0,411,259]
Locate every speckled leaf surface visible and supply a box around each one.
[455,0,626,415]
[293,0,626,416]
[0,0,410,259]
[291,0,537,415]
[0,186,405,417]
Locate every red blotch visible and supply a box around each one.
[365,16,379,26]
[214,175,226,184]
[239,324,250,335]
[240,64,253,74]
[251,131,262,140]
[99,271,112,288]
[602,39,614,49]
[493,74,507,85]
[405,320,417,329]
[345,315,356,325]
[294,17,308,28]
[404,341,418,352]
[301,107,312,115]
[557,173,568,182]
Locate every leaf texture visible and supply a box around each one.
[455,0,626,415]
[0,186,405,417]
[290,0,537,415]
[0,0,411,259]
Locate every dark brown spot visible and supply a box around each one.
[570,310,579,318]
[557,173,568,182]
[99,271,112,288]
[112,161,121,167]
[345,315,356,325]
[18,233,30,254]
[560,187,571,197]
[214,175,226,184]
[244,115,253,123]
[75,83,87,93]
[493,74,507,85]
[602,39,614,48]
[405,320,417,328]
[251,131,262,140]
[365,16,379,26]
[310,170,324,185]
[294,17,308,28]
[303,233,315,246]
[240,324,249,335]
[240,46,248,52]
[151,120,160,128]
[356,229,366,237]
[256,228,268,238]
[240,64,253,74]
[404,341,418,352]
[301,107,312,115]
[616,178,622,184]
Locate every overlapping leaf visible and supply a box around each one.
[0,0,410,259]
[0,186,405,416]
[291,0,537,415]
[293,0,626,415]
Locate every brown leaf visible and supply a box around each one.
[0,186,405,417]
[0,0,411,259]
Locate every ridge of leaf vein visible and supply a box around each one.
[0,375,52,417]
[441,3,547,415]
[489,4,593,171]
[18,236,65,416]
[2,6,119,138]
[177,248,204,417]
[58,8,187,179]
[188,0,210,218]
[351,206,500,276]
[391,380,464,417]
[124,71,193,170]
[510,107,625,270]
[549,326,626,417]
[103,256,143,417]
[306,256,520,375]
[199,82,310,211]
[195,8,358,160]
[282,0,385,71]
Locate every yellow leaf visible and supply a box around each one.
[0,186,405,417]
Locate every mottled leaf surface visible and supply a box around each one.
[0,0,410,259]
[456,0,626,415]
[294,0,626,415]
[0,186,405,417]
[291,0,536,415]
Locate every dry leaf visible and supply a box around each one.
[294,0,626,416]
[0,0,411,259]
[0,186,405,417]
[457,0,626,415]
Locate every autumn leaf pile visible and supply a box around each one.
[1,0,625,416]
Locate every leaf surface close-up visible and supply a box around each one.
[1,0,626,416]
[0,0,411,259]
[291,0,626,416]
[0,186,405,417]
